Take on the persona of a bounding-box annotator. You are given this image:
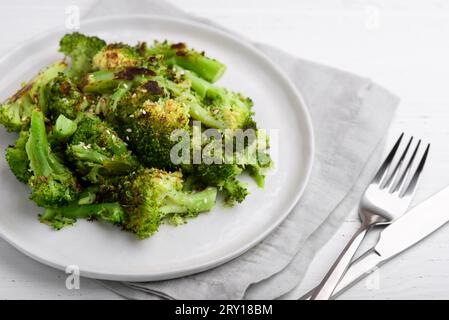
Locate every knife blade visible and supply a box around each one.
[302,185,449,300]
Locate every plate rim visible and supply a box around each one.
[0,14,315,281]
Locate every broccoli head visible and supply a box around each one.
[66,114,139,182]
[116,97,189,170]
[0,61,67,132]
[100,168,217,239]
[193,162,249,204]
[185,70,255,130]
[59,32,106,83]
[46,74,88,120]
[5,131,31,183]
[0,93,35,132]
[25,110,80,207]
[92,43,141,70]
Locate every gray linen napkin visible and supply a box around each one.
[84,0,399,299]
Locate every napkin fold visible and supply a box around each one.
[84,0,399,299]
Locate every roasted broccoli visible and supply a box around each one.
[100,168,217,239]
[0,61,67,132]
[193,163,248,204]
[114,97,189,170]
[40,202,125,230]
[51,114,78,140]
[185,70,255,129]
[5,131,31,183]
[59,32,106,83]
[146,41,226,83]
[92,43,141,70]
[26,110,80,207]
[0,32,272,239]
[45,74,88,119]
[66,114,139,182]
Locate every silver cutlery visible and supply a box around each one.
[309,134,430,300]
[303,182,449,300]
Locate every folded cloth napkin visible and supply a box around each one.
[84,0,399,299]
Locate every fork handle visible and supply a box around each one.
[309,223,370,300]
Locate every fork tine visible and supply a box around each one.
[372,133,404,184]
[390,140,421,193]
[381,135,413,189]
[400,143,430,197]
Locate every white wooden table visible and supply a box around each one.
[1,0,449,299]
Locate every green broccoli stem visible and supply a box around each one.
[109,82,130,111]
[183,69,223,99]
[26,111,53,177]
[77,186,99,205]
[26,110,80,207]
[26,110,69,178]
[188,102,226,129]
[69,144,139,175]
[83,70,123,93]
[52,114,77,139]
[160,187,217,214]
[162,52,225,83]
[69,144,110,163]
[185,69,234,104]
[248,165,265,188]
[83,69,150,94]
[41,202,125,225]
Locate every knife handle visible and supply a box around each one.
[309,225,369,299]
[301,249,384,300]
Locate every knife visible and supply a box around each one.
[302,185,449,300]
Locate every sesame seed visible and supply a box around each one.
[129,114,134,118]
[126,128,132,133]
[142,110,147,115]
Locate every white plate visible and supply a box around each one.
[0,15,314,281]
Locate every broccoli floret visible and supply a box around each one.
[46,74,88,119]
[66,114,139,182]
[101,168,217,239]
[193,162,249,204]
[146,41,226,83]
[30,61,69,111]
[92,43,141,70]
[115,98,189,170]
[0,94,35,132]
[185,70,255,129]
[25,110,80,207]
[40,202,125,230]
[59,32,106,83]
[0,61,67,132]
[5,131,31,183]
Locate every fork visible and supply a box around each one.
[309,133,430,300]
